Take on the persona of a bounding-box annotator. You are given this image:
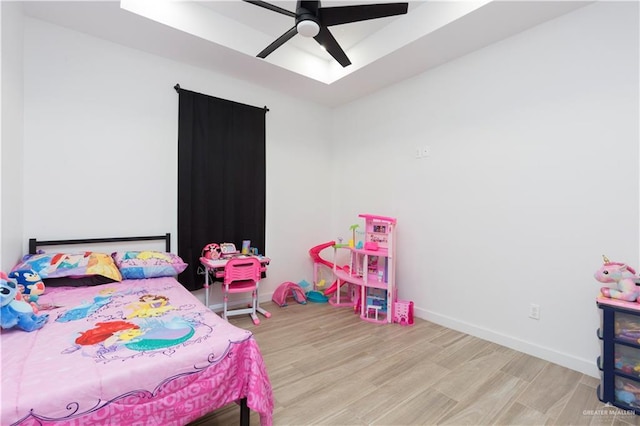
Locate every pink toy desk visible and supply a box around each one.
[200,255,271,319]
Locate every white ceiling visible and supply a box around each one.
[21,0,592,107]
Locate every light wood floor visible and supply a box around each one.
[189,301,640,426]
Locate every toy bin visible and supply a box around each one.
[615,344,640,379]
[615,312,640,343]
[615,376,640,409]
[393,299,414,326]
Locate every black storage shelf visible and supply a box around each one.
[597,298,640,415]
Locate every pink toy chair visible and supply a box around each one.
[222,257,262,325]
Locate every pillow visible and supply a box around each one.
[12,251,122,282]
[112,251,188,279]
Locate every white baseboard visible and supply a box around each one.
[414,306,599,378]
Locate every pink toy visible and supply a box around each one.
[393,300,414,326]
[309,242,341,276]
[309,241,350,294]
[364,241,378,251]
[309,242,356,307]
[201,243,221,260]
[594,255,640,302]
[272,282,307,307]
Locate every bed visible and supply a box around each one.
[1,234,273,426]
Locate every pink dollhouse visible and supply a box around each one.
[332,214,397,324]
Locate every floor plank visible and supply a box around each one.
[189,301,625,425]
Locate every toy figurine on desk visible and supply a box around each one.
[202,243,222,260]
[594,255,640,302]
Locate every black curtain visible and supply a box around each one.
[176,87,266,291]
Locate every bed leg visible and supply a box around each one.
[240,397,249,426]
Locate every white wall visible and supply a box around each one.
[12,1,639,378]
[21,18,334,302]
[331,1,639,376]
[1,2,25,271]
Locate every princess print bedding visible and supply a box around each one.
[1,277,273,426]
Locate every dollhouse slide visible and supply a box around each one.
[309,241,335,269]
[308,242,348,295]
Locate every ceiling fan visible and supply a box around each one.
[244,0,409,67]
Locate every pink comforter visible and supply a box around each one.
[1,277,273,426]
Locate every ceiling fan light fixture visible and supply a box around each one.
[245,0,409,67]
[297,20,320,37]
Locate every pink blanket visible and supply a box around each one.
[1,277,273,426]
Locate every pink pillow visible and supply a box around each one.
[112,251,188,279]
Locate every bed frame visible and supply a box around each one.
[29,233,171,254]
[25,233,251,426]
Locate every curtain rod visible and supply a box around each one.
[174,84,269,112]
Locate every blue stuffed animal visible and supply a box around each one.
[1,272,49,332]
[9,269,45,306]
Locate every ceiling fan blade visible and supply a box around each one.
[243,0,296,18]
[314,26,351,67]
[318,3,408,27]
[257,26,298,58]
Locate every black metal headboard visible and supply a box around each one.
[28,233,171,254]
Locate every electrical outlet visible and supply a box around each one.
[529,303,540,320]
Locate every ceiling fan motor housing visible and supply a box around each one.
[296,1,320,37]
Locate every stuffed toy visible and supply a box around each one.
[594,255,640,302]
[8,269,45,310]
[1,271,49,332]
